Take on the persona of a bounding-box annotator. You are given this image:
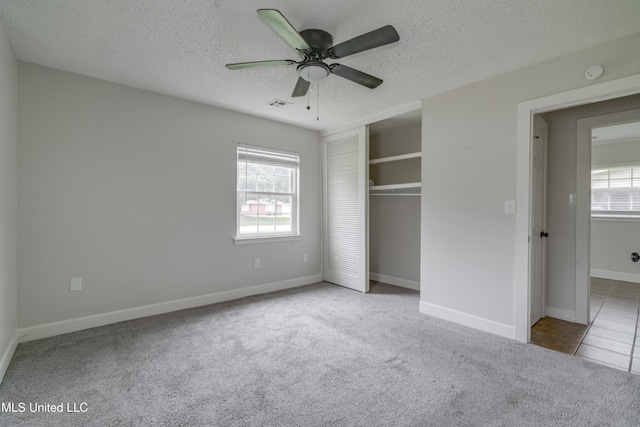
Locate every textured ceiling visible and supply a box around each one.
[1,1,639,131]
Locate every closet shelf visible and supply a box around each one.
[369,182,421,192]
[369,182,421,196]
[368,152,421,165]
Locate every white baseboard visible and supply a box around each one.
[370,273,419,291]
[591,269,640,284]
[0,331,19,385]
[544,305,576,323]
[18,274,322,343]
[419,300,514,339]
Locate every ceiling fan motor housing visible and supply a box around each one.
[297,29,334,83]
[299,29,333,57]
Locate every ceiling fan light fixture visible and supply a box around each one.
[298,63,330,83]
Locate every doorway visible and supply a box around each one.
[515,73,640,343]
[531,111,640,368]
[573,114,640,371]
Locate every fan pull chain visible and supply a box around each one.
[306,68,311,111]
[316,81,320,121]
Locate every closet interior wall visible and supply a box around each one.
[369,122,421,290]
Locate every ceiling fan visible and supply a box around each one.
[225,9,400,97]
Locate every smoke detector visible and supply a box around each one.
[585,65,604,81]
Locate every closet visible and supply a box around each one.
[368,110,421,290]
[321,107,421,293]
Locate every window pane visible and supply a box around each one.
[591,170,608,191]
[610,168,632,189]
[275,174,291,193]
[275,166,290,176]
[591,180,609,190]
[275,195,292,233]
[609,191,631,210]
[238,192,258,234]
[246,173,258,191]
[591,190,609,211]
[237,162,246,191]
[257,174,274,192]
[632,191,640,211]
[591,169,608,179]
[256,196,275,234]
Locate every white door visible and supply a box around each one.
[530,115,548,326]
[322,127,369,293]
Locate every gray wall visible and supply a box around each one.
[17,62,322,328]
[591,218,640,282]
[592,138,640,166]
[421,32,640,329]
[544,95,640,313]
[369,125,421,285]
[0,18,18,377]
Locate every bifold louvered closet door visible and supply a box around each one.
[322,127,369,293]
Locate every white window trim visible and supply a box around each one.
[235,144,301,243]
[233,234,302,245]
[591,214,640,222]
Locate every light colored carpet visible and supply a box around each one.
[1,282,639,426]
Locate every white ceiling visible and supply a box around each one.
[1,1,639,132]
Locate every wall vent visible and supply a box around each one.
[267,99,293,108]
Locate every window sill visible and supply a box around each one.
[591,214,640,222]
[233,234,302,245]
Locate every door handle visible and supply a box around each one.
[540,231,549,238]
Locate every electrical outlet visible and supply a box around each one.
[254,258,261,269]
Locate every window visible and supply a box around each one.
[236,145,299,239]
[591,164,640,215]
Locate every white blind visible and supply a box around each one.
[237,145,299,168]
[592,165,640,213]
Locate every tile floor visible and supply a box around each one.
[531,278,640,373]
[575,277,640,373]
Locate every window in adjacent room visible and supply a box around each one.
[591,164,640,215]
[236,144,300,239]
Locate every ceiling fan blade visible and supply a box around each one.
[330,64,383,89]
[226,60,296,70]
[257,9,310,52]
[292,77,311,97]
[328,25,399,59]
